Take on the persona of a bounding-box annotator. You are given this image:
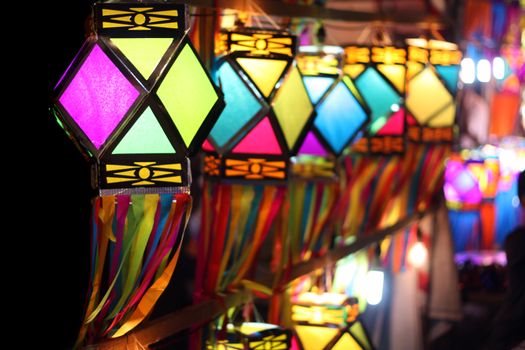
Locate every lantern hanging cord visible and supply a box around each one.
[249,0,281,30]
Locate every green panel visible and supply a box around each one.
[113,107,176,154]
[350,321,372,350]
[272,67,313,150]
[112,38,173,79]
[157,43,219,148]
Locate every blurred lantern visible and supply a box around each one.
[444,155,483,211]
[293,45,370,178]
[207,322,292,350]
[405,39,461,143]
[203,28,314,181]
[407,227,428,268]
[344,45,407,154]
[291,292,373,350]
[52,2,224,342]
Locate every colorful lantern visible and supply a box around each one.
[52,2,224,341]
[344,45,407,155]
[293,45,370,178]
[444,155,484,211]
[207,322,292,350]
[203,28,314,181]
[291,292,373,350]
[405,39,461,143]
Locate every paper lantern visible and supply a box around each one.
[291,292,374,350]
[344,45,407,155]
[292,45,370,178]
[203,28,315,181]
[405,39,461,143]
[51,2,224,342]
[54,3,224,192]
[444,155,483,210]
[207,322,292,350]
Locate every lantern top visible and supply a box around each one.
[218,27,297,57]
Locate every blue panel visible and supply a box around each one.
[449,209,480,252]
[435,65,460,94]
[314,82,368,154]
[355,68,400,126]
[303,76,335,105]
[210,61,263,148]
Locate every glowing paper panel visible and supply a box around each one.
[295,325,337,350]
[236,57,288,97]
[303,76,335,105]
[377,64,406,92]
[315,81,367,154]
[332,333,363,350]
[298,131,328,157]
[202,139,215,151]
[355,68,400,126]
[59,44,140,149]
[272,67,313,149]
[375,109,405,135]
[406,68,454,126]
[349,322,372,350]
[113,107,175,154]
[435,65,460,93]
[157,43,219,147]
[210,61,264,147]
[232,117,282,154]
[111,38,173,79]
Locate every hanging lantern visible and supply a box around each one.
[291,292,374,350]
[203,28,314,181]
[344,45,407,155]
[444,155,484,211]
[207,322,292,350]
[293,45,370,178]
[405,39,462,143]
[52,2,224,342]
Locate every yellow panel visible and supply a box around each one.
[106,177,136,184]
[114,170,137,177]
[106,164,138,171]
[332,333,363,350]
[149,22,179,29]
[152,170,173,177]
[406,68,452,125]
[132,180,154,186]
[269,38,293,44]
[406,61,424,81]
[153,163,182,170]
[103,22,133,28]
[231,33,256,41]
[103,9,133,16]
[343,75,365,105]
[295,325,338,350]
[129,7,154,12]
[129,26,150,31]
[157,176,182,183]
[377,64,406,92]
[147,10,179,16]
[135,162,156,166]
[111,16,133,22]
[148,16,169,23]
[428,103,456,127]
[344,64,365,79]
[236,58,288,97]
[272,66,313,149]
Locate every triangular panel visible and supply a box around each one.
[303,76,335,105]
[236,57,288,97]
[377,64,406,92]
[231,117,282,155]
[112,38,173,79]
[376,109,405,136]
[298,131,328,157]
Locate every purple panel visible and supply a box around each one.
[59,45,140,149]
[298,131,328,157]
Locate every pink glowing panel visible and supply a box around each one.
[298,131,328,157]
[444,160,482,205]
[232,117,282,155]
[59,45,140,149]
[376,109,405,135]
[202,139,215,152]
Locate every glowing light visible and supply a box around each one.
[390,103,400,112]
[492,57,505,80]
[365,270,384,305]
[408,241,428,268]
[476,59,491,83]
[460,58,475,84]
[512,196,520,208]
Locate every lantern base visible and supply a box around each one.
[202,153,289,182]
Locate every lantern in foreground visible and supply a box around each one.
[291,292,374,350]
[207,322,292,349]
[405,39,461,143]
[294,45,370,178]
[344,45,407,155]
[52,2,224,341]
[203,28,314,181]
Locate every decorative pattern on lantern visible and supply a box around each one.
[344,46,407,155]
[207,322,292,350]
[293,46,370,179]
[203,28,315,181]
[405,39,461,143]
[51,2,225,342]
[291,293,374,350]
[54,2,224,193]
